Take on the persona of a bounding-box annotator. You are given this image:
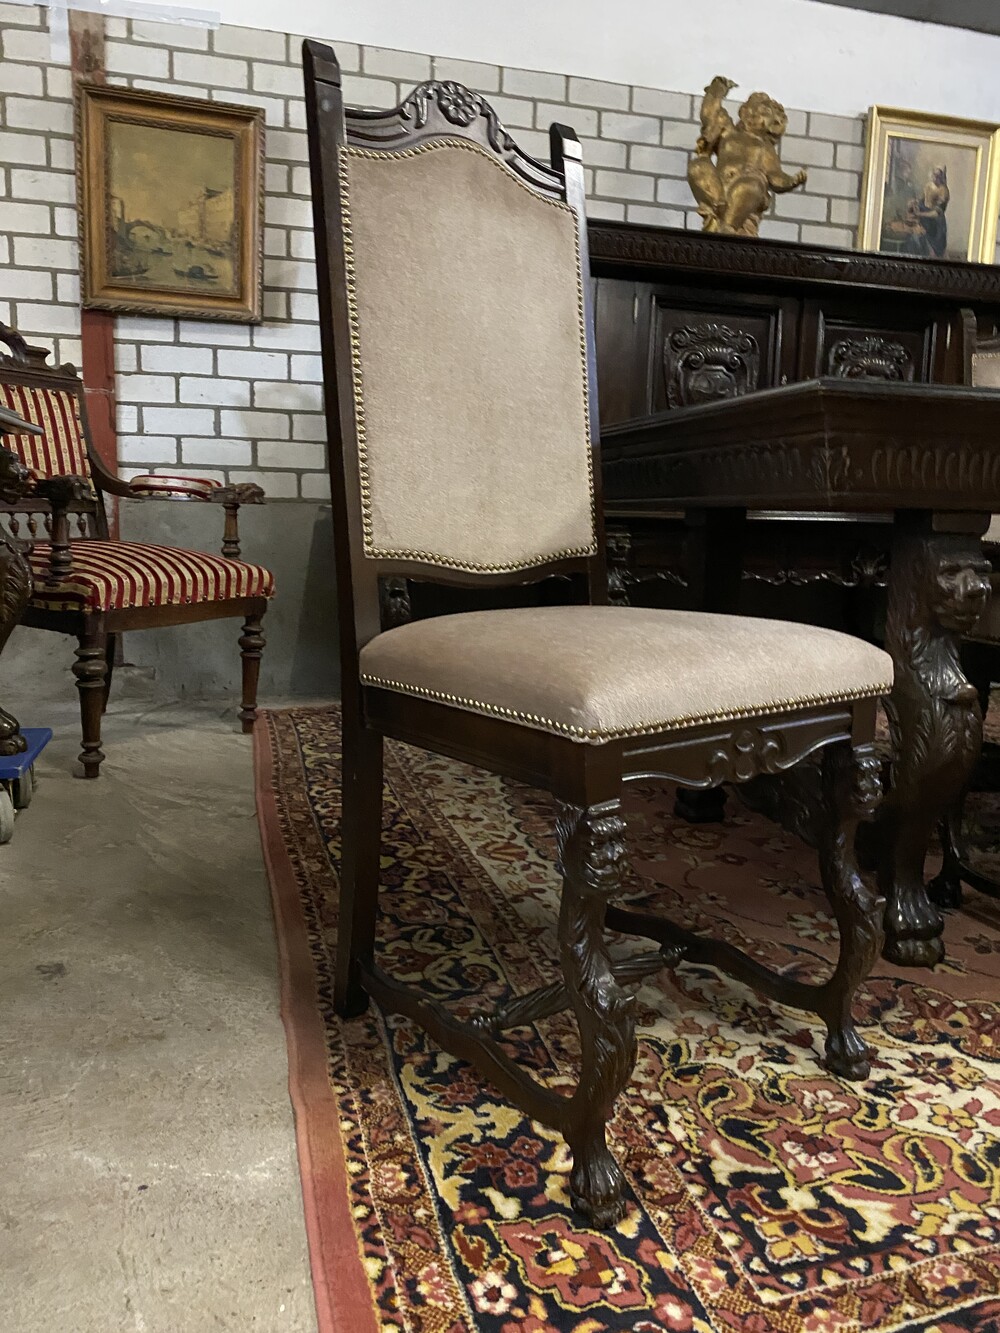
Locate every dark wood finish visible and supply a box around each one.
[603,378,1000,511]
[588,221,995,431]
[0,417,41,756]
[305,41,888,1228]
[603,378,1000,966]
[588,219,994,612]
[931,326,1000,907]
[0,323,269,778]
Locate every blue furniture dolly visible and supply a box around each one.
[0,727,52,842]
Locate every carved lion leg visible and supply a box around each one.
[815,742,885,1079]
[878,529,991,967]
[556,800,637,1228]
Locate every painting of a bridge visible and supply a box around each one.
[78,84,265,323]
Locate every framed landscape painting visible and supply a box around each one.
[77,83,265,322]
[858,106,1000,264]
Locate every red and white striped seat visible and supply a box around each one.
[28,540,275,613]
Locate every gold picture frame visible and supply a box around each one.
[858,106,1000,264]
[77,83,265,323]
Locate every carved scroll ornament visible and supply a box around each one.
[827,335,914,382]
[665,323,760,407]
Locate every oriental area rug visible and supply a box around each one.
[255,705,1000,1333]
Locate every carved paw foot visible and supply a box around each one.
[882,891,943,968]
[824,1027,871,1081]
[882,932,945,968]
[928,868,964,910]
[569,1145,628,1229]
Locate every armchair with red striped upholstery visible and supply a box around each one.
[0,321,275,778]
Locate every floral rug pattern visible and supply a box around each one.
[264,706,1000,1332]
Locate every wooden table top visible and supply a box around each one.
[601,378,1000,513]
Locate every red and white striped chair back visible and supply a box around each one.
[0,381,92,482]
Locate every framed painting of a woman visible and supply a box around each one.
[858,107,1000,264]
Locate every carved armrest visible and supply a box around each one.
[32,474,94,587]
[127,474,266,559]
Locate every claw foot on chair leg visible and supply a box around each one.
[824,1025,871,1081]
[569,1138,628,1228]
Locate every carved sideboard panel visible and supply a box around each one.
[663,323,761,407]
[650,293,789,416]
[827,335,915,382]
[589,221,986,427]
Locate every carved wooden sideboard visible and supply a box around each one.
[589,220,1000,619]
[590,220,1000,425]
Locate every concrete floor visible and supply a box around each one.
[0,678,318,1331]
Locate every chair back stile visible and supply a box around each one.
[0,324,107,552]
[302,40,609,712]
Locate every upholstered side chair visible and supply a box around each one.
[303,40,894,1227]
[0,324,274,778]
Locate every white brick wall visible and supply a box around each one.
[0,6,881,496]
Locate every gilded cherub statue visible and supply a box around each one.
[688,75,807,236]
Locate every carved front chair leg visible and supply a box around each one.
[356,793,641,1228]
[554,799,638,1228]
[814,742,885,1079]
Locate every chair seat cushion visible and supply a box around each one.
[359,605,893,744]
[27,540,275,613]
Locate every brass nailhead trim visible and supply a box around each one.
[359,673,893,743]
[340,138,597,573]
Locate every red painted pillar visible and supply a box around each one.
[70,13,120,536]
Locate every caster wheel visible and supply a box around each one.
[0,789,15,843]
[12,767,33,811]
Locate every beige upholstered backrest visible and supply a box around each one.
[340,139,596,573]
[971,349,1000,542]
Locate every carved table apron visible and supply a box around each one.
[602,377,1000,967]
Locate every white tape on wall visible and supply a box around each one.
[5,0,220,50]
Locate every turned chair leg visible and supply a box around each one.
[238,611,266,733]
[73,630,108,779]
[815,741,885,1079]
[556,799,638,1227]
[335,725,384,1017]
